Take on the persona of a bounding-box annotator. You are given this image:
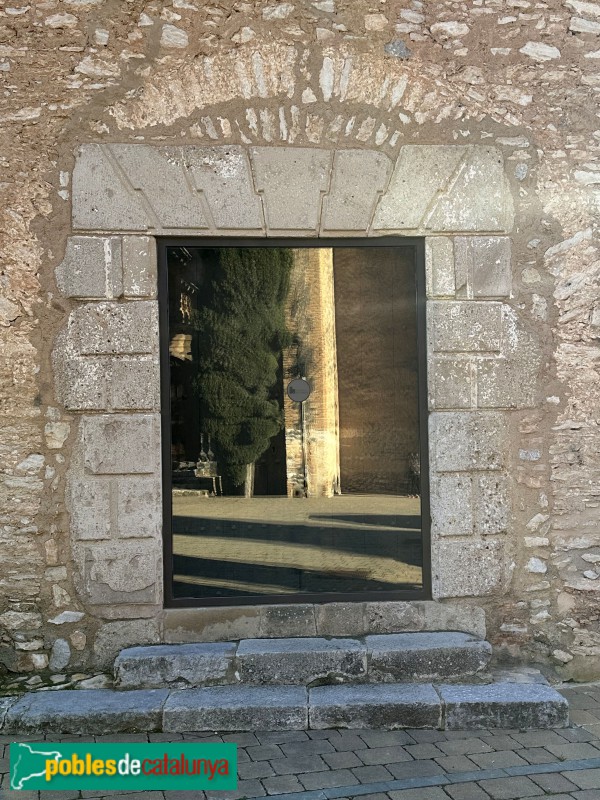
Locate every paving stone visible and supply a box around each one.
[518,747,559,764]
[468,750,528,769]
[256,731,310,744]
[439,682,569,730]
[309,683,441,730]
[3,688,168,734]
[476,776,546,799]
[269,754,328,775]
[115,642,236,689]
[544,742,600,760]
[280,739,335,756]
[403,743,446,759]
[261,774,307,794]
[163,686,308,732]
[322,751,363,769]
[566,768,600,789]
[357,730,416,747]
[237,760,276,779]
[444,783,492,800]
[299,767,360,790]
[511,731,570,747]
[388,788,450,800]
[559,727,598,742]
[478,734,523,751]
[387,759,446,779]
[246,744,284,761]
[236,637,367,685]
[351,764,394,783]
[530,772,579,793]
[438,738,495,756]
[221,732,260,746]
[366,632,491,681]
[356,746,413,765]
[571,791,600,800]
[435,755,479,773]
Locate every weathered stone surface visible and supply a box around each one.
[93,619,161,669]
[429,301,502,352]
[56,355,159,411]
[122,236,157,297]
[236,637,367,684]
[49,638,71,671]
[455,237,512,298]
[430,411,506,471]
[163,686,308,731]
[439,683,569,729]
[78,539,160,605]
[3,689,168,734]
[430,473,473,535]
[163,607,262,643]
[73,144,150,231]
[433,539,506,598]
[115,642,236,688]
[186,147,264,231]
[309,683,441,729]
[365,601,425,633]
[55,236,122,298]
[251,147,331,231]
[474,473,510,534]
[315,602,366,637]
[67,301,158,355]
[417,602,486,638]
[430,357,473,409]
[68,475,111,540]
[259,604,317,637]
[110,357,160,411]
[82,414,160,474]
[114,476,161,538]
[426,237,455,298]
[373,146,513,233]
[367,632,491,681]
[322,149,391,231]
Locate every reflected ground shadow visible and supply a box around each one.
[171,494,423,599]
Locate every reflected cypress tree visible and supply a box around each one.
[193,248,293,489]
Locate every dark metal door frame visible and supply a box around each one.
[158,237,431,608]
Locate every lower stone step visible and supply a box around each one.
[0,681,568,734]
[114,631,492,689]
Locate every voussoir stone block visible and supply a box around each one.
[433,539,506,598]
[235,637,367,685]
[429,301,502,353]
[366,632,491,681]
[3,689,168,734]
[429,411,506,471]
[163,686,308,731]
[185,146,264,231]
[83,413,160,474]
[115,642,237,689]
[309,684,442,729]
[321,149,391,232]
[251,147,332,232]
[439,683,569,730]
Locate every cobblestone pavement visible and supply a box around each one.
[2,685,600,800]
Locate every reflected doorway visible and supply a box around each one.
[159,240,429,605]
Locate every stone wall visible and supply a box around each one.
[1,0,599,678]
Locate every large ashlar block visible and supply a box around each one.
[429,411,506,471]
[474,472,510,535]
[433,539,507,598]
[455,237,512,298]
[430,473,473,536]
[425,237,455,298]
[321,149,391,232]
[93,619,161,669]
[67,301,158,356]
[82,413,160,475]
[121,236,157,297]
[251,147,332,231]
[373,146,513,233]
[68,476,111,540]
[77,539,161,605]
[429,301,502,353]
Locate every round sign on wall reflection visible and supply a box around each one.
[287,378,311,403]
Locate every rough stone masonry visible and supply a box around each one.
[0,0,599,682]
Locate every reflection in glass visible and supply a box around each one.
[167,246,423,599]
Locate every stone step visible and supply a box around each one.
[0,682,568,734]
[114,632,492,689]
